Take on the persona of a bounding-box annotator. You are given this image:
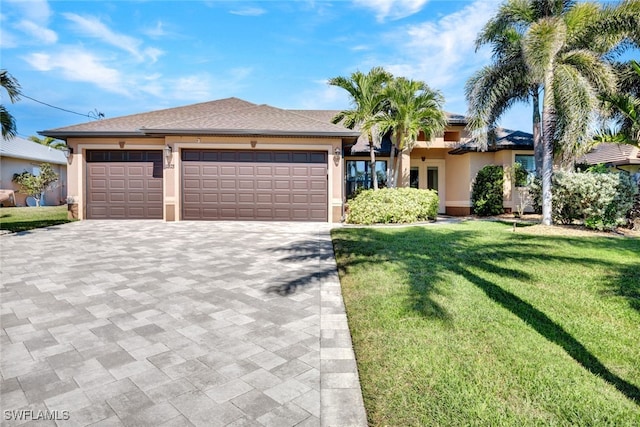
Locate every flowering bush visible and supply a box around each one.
[346,188,439,224]
[530,171,637,230]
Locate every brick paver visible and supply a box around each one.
[1,221,366,426]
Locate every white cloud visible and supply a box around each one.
[63,13,162,63]
[142,21,170,38]
[353,0,429,22]
[15,19,57,44]
[5,0,52,23]
[3,0,57,47]
[229,7,266,17]
[383,0,497,89]
[297,81,350,110]
[24,48,128,95]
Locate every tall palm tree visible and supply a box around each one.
[467,0,638,225]
[368,77,447,188]
[523,5,618,224]
[1,70,21,139]
[329,67,393,190]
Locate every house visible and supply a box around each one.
[41,97,534,222]
[0,135,68,207]
[579,143,640,175]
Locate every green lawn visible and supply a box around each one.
[332,221,640,426]
[0,206,73,233]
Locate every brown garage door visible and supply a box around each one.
[86,150,163,219]
[182,150,327,221]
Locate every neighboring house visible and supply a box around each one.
[41,97,534,222]
[578,143,640,175]
[0,135,68,207]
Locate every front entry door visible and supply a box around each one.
[410,159,445,214]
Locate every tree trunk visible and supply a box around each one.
[541,70,554,226]
[532,88,543,177]
[370,142,378,190]
[387,141,397,188]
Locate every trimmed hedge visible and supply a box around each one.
[471,165,504,216]
[346,188,439,225]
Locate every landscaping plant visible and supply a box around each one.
[12,162,59,207]
[471,164,504,216]
[531,171,637,230]
[346,187,438,224]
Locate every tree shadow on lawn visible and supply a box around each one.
[332,225,640,405]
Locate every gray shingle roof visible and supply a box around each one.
[578,143,640,166]
[448,128,533,154]
[42,98,359,138]
[1,135,67,165]
[41,98,468,140]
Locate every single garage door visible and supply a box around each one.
[86,150,163,219]
[182,149,328,221]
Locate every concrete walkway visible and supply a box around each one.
[0,221,366,427]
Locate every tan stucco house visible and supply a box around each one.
[41,97,534,222]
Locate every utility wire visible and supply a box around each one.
[20,93,104,120]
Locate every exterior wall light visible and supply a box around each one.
[61,146,73,159]
[164,145,173,166]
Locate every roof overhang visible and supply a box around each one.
[448,144,534,155]
[141,128,361,138]
[39,131,146,139]
[40,129,361,139]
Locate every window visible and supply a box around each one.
[410,167,419,188]
[427,166,438,191]
[444,131,460,142]
[346,160,387,197]
[515,154,535,186]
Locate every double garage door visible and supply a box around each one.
[182,149,328,221]
[86,149,328,221]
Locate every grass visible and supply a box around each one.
[332,221,640,426]
[0,206,73,233]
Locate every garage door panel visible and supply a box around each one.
[183,165,201,175]
[202,166,219,176]
[109,192,126,203]
[182,149,327,221]
[87,156,162,220]
[310,181,327,190]
[128,180,144,189]
[238,193,255,203]
[238,180,254,190]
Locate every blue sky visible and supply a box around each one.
[2,0,542,138]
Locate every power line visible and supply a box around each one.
[21,93,105,120]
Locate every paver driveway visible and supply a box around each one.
[0,221,366,427]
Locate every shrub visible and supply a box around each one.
[471,165,504,216]
[346,187,439,224]
[530,171,637,230]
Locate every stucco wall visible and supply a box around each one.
[0,156,67,206]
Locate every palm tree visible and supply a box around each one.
[329,67,393,190]
[368,77,447,188]
[28,135,67,150]
[1,70,21,139]
[467,0,638,225]
[597,60,640,146]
